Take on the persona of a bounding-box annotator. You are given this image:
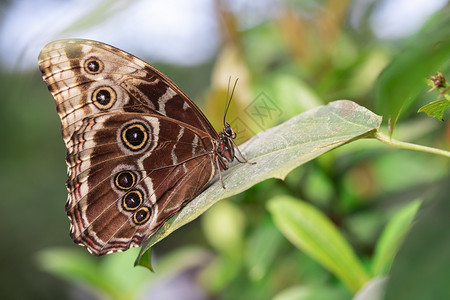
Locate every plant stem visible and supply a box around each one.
[374,131,450,158]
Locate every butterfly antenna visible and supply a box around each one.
[223,77,239,125]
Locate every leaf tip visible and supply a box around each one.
[134,248,154,272]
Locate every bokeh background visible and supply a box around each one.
[1,0,449,299]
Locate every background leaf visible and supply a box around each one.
[245,217,284,281]
[267,195,369,292]
[384,179,450,300]
[418,99,450,121]
[371,200,421,276]
[37,247,210,300]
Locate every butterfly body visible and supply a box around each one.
[39,39,238,255]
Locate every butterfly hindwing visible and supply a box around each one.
[64,112,215,255]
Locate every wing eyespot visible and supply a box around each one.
[122,189,143,211]
[120,122,149,151]
[133,207,151,225]
[84,57,103,74]
[92,86,116,110]
[114,171,136,190]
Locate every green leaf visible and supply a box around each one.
[371,200,421,276]
[245,217,284,281]
[374,15,450,135]
[418,99,450,121]
[37,247,210,299]
[134,247,153,271]
[385,181,450,300]
[36,248,152,299]
[36,248,112,294]
[201,200,246,258]
[267,195,369,292]
[137,100,382,264]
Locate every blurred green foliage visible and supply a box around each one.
[1,1,449,300]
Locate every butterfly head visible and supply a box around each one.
[223,122,236,139]
[216,78,242,167]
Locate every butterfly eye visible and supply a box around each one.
[84,57,103,74]
[133,207,151,225]
[122,189,143,211]
[114,171,136,190]
[224,124,236,139]
[121,122,149,151]
[92,86,116,110]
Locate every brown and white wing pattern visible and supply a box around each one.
[38,39,218,147]
[65,113,215,255]
[38,39,232,255]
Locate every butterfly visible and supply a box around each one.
[38,39,251,256]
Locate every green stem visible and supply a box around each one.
[374,131,450,158]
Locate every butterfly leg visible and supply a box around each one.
[213,154,228,189]
[232,140,256,165]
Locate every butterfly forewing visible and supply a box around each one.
[38,39,228,255]
[38,39,218,146]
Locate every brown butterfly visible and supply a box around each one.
[38,39,251,256]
